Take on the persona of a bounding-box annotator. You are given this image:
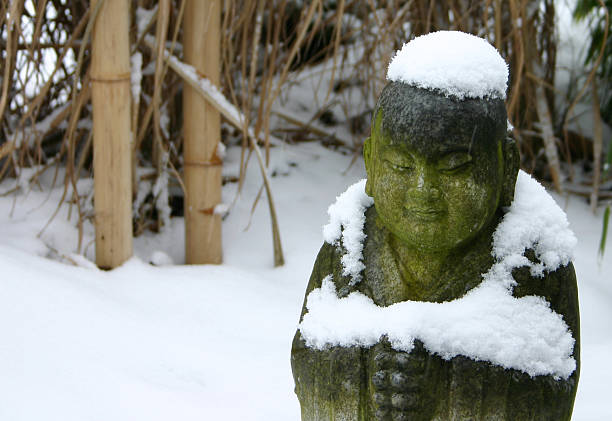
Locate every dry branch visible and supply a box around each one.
[2,0,606,266]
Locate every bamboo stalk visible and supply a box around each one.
[183,0,222,264]
[152,0,171,230]
[506,0,525,126]
[535,83,563,193]
[493,0,502,50]
[91,0,133,269]
[144,35,285,267]
[153,0,171,170]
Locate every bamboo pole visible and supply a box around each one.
[535,83,563,193]
[183,0,222,264]
[91,0,133,269]
[144,36,284,266]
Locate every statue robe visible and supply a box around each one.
[291,206,580,421]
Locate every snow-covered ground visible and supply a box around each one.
[0,142,610,420]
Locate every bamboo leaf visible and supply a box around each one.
[599,205,610,258]
[604,133,612,178]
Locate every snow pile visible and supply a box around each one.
[492,171,576,279]
[322,179,374,285]
[0,140,609,419]
[301,276,575,379]
[387,31,508,100]
[300,172,577,379]
[149,250,174,266]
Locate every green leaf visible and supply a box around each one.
[604,135,612,178]
[599,205,610,258]
[574,0,600,20]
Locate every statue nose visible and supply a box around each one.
[407,166,442,202]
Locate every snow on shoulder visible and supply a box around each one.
[300,172,577,379]
[492,171,576,279]
[322,179,374,285]
[387,31,508,100]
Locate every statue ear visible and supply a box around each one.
[501,137,520,208]
[363,136,374,196]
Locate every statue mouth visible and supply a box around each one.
[404,207,446,221]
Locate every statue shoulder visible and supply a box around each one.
[511,251,578,319]
[292,242,367,421]
[296,241,350,320]
[511,253,580,365]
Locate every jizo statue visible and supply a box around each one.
[291,32,579,421]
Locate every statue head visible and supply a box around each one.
[364,82,519,252]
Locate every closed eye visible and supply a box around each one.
[437,152,472,173]
[439,161,471,173]
[387,161,413,172]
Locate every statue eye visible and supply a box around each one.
[438,153,472,172]
[387,162,412,172]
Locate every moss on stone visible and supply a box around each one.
[291,83,579,420]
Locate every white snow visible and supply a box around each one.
[152,153,172,230]
[15,165,44,192]
[0,143,610,419]
[152,38,243,127]
[217,141,227,160]
[136,6,157,39]
[12,102,68,149]
[214,203,230,217]
[133,178,152,217]
[131,52,143,102]
[149,250,174,266]
[322,179,374,285]
[492,171,576,278]
[300,171,577,379]
[160,104,170,139]
[387,31,509,100]
[301,275,574,378]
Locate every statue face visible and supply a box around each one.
[365,108,504,252]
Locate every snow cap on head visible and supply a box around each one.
[387,31,508,100]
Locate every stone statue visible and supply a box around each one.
[291,33,579,421]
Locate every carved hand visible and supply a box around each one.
[369,338,428,421]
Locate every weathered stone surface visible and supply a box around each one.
[292,207,579,420]
[291,82,579,420]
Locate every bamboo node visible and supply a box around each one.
[90,73,131,83]
[198,206,217,215]
[184,156,223,167]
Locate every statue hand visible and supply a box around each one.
[370,338,427,421]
